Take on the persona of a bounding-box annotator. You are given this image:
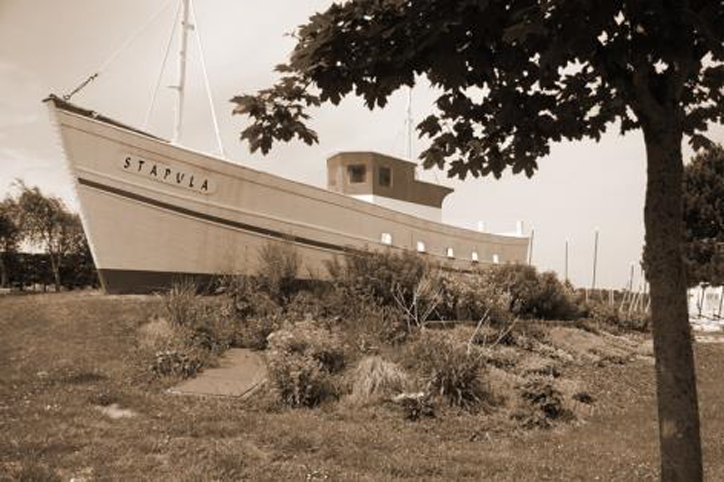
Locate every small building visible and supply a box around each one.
[326,152,453,222]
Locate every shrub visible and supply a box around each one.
[230,316,280,350]
[436,270,512,323]
[164,278,200,327]
[406,330,489,408]
[326,250,430,307]
[222,275,282,320]
[512,376,570,429]
[284,290,326,321]
[257,240,301,303]
[266,322,345,407]
[266,352,335,408]
[150,349,206,378]
[489,264,579,320]
[397,393,436,421]
[587,300,651,333]
[350,356,408,403]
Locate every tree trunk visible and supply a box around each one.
[49,252,61,293]
[642,120,703,481]
[0,253,6,288]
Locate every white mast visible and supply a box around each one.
[172,0,191,144]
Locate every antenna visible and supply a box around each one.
[172,0,192,144]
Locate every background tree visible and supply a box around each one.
[233,1,724,478]
[16,183,75,292]
[683,143,724,287]
[0,198,21,288]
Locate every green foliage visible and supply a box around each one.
[489,264,579,320]
[406,330,488,409]
[266,321,345,407]
[683,143,724,286]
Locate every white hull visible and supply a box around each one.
[47,97,529,293]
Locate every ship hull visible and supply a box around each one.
[47,97,529,294]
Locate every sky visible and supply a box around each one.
[1,0,722,289]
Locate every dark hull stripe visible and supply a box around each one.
[78,177,353,254]
[97,269,216,294]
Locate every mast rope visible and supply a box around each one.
[144,0,182,129]
[189,0,227,158]
[62,0,176,101]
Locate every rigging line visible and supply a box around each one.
[63,0,176,101]
[189,0,227,158]
[144,0,182,130]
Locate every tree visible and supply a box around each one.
[233,2,724,478]
[0,199,21,288]
[683,143,724,287]
[15,183,76,292]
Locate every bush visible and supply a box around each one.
[221,275,282,320]
[587,300,651,332]
[164,278,200,327]
[257,240,301,303]
[230,316,280,350]
[489,264,579,320]
[266,322,345,407]
[512,376,570,429]
[406,330,489,408]
[436,270,512,323]
[350,356,408,403]
[150,349,207,378]
[326,250,430,307]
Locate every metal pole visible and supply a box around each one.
[172,0,191,144]
[628,262,634,292]
[527,228,535,265]
[564,239,569,282]
[591,227,599,294]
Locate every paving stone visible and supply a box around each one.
[169,348,267,398]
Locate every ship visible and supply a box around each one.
[45,1,530,294]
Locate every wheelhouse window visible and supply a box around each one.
[347,164,366,183]
[378,166,392,187]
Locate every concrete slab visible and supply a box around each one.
[169,348,267,398]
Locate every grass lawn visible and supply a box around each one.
[1,292,723,480]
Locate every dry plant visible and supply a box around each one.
[349,356,408,403]
[392,270,443,331]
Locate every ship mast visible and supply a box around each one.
[172,0,191,144]
[405,87,413,160]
